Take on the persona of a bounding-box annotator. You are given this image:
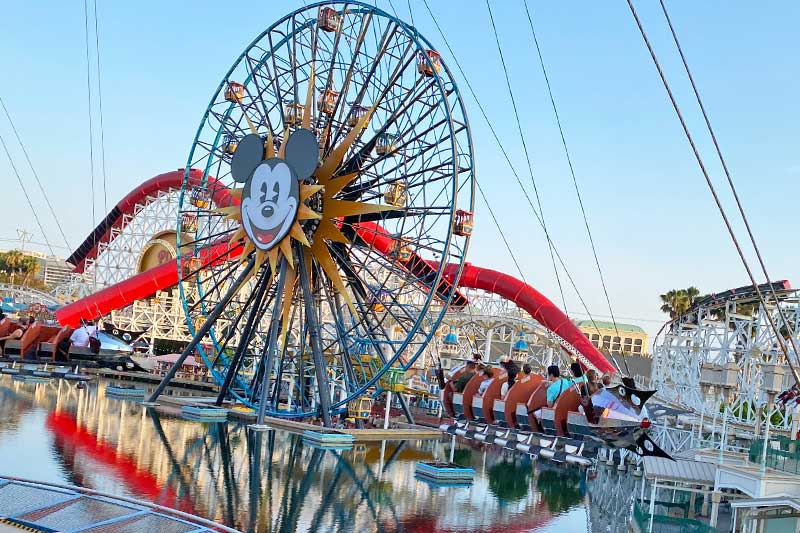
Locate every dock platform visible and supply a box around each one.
[0,476,239,532]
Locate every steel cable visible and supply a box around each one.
[626,0,800,388]
[0,96,71,250]
[0,133,55,256]
[521,0,622,338]
[658,0,800,381]
[421,0,610,343]
[485,0,568,313]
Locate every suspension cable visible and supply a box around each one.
[658,0,800,375]
[0,96,71,250]
[521,0,621,336]
[484,0,568,313]
[395,0,526,281]
[92,0,108,214]
[421,0,608,341]
[0,133,55,256]
[626,0,800,388]
[82,0,96,229]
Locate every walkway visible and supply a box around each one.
[0,476,239,532]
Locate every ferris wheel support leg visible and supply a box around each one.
[298,247,333,428]
[256,259,289,426]
[146,256,255,404]
[216,266,272,406]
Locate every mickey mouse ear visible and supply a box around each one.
[283,128,319,180]
[230,134,265,183]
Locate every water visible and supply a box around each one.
[0,375,636,532]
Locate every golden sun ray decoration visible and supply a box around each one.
[215,68,395,336]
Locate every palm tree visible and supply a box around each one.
[660,287,703,320]
[660,289,690,319]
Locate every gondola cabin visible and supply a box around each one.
[417,50,442,77]
[376,133,397,156]
[347,396,372,419]
[371,289,391,313]
[318,7,341,32]
[454,209,474,236]
[384,180,407,207]
[392,238,413,262]
[224,81,245,103]
[380,367,406,393]
[189,188,211,210]
[347,104,368,127]
[283,101,304,126]
[182,256,203,279]
[181,213,198,234]
[222,134,238,154]
[318,88,339,115]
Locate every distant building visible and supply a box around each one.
[1,249,75,287]
[575,319,649,357]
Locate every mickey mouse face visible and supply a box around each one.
[230,129,319,252]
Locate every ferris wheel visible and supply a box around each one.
[173,1,474,423]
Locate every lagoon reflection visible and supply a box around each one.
[0,376,635,532]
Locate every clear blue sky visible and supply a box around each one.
[1,1,798,337]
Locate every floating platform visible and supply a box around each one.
[302,430,355,448]
[181,405,228,421]
[0,476,240,532]
[415,461,475,485]
[11,375,51,384]
[105,385,146,397]
[0,363,89,381]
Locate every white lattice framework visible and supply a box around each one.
[438,289,561,371]
[83,187,182,289]
[0,283,62,307]
[652,293,800,431]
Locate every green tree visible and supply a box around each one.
[0,250,38,275]
[659,287,701,319]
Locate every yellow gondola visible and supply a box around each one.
[384,181,407,207]
[376,133,397,156]
[347,396,373,419]
[347,104,368,127]
[224,81,245,103]
[189,188,211,210]
[222,134,238,154]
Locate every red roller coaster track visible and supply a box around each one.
[55,171,615,374]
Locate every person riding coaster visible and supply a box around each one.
[442,360,672,460]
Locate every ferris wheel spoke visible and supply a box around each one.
[329,19,398,145]
[327,33,416,161]
[215,266,273,405]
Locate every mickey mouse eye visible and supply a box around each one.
[230,134,265,183]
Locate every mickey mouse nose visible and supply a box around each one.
[262,205,275,218]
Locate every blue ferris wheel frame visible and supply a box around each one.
[176,0,476,417]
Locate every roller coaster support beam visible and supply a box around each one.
[147,256,255,404]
